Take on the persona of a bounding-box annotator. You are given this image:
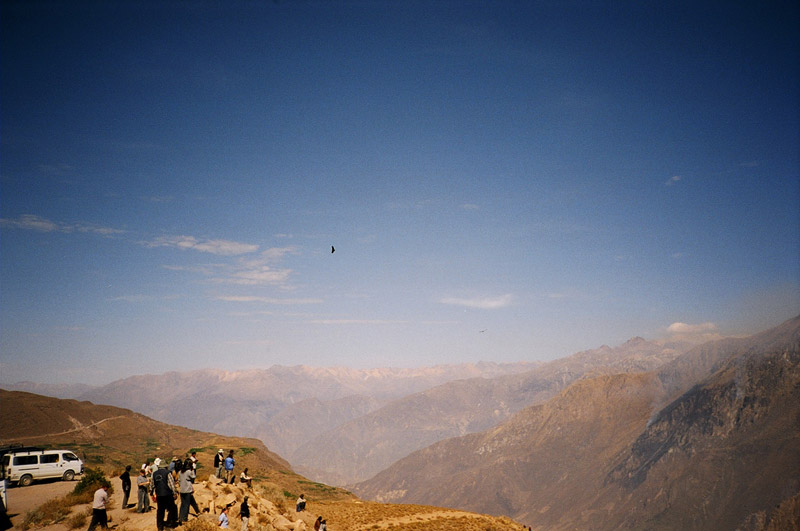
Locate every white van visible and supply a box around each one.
[1,448,84,486]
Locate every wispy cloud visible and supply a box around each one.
[665,175,682,186]
[461,203,480,210]
[108,294,181,303]
[216,295,323,305]
[142,235,258,255]
[208,247,299,286]
[309,319,409,325]
[439,294,514,309]
[0,214,124,235]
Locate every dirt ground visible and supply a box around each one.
[6,478,75,529]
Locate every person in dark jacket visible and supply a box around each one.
[214,449,224,479]
[120,465,132,508]
[151,466,178,530]
[240,496,250,531]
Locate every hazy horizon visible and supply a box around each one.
[2,1,798,385]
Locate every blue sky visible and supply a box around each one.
[1,1,798,385]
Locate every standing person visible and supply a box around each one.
[314,516,322,530]
[136,468,151,513]
[178,459,196,523]
[218,505,229,528]
[190,451,198,471]
[296,494,306,512]
[240,496,250,531]
[120,465,132,509]
[319,519,327,531]
[184,457,201,516]
[86,484,109,531]
[214,449,224,479]
[223,450,235,484]
[152,464,178,530]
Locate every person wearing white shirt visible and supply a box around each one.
[87,485,109,531]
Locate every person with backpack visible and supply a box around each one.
[151,464,178,530]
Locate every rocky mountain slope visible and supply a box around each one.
[293,337,690,484]
[354,316,800,530]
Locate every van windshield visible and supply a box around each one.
[64,453,78,461]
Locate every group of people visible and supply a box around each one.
[126,452,201,530]
[212,448,251,486]
[86,449,333,531]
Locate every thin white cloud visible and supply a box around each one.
[108,294,181,303]
[665,175,682,186]
[667,322,717,334]
[1,214,59,232]
[310,319,409,325]
[461,203,480,210]
[0,214,124,235]
[439,294,514,309]
[142,235,258,255]
[215,296,322,305]
[666,321,722,343]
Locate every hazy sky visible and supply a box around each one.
[1,1,798,385]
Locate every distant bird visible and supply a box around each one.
[479,329,487,333]
[331,246,335,254]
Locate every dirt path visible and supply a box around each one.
[6,479,75,529]
[9,416,128,441]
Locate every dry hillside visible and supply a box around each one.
[355,316,800,530]
[0,390,526,530]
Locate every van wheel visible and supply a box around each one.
[19,475,33,487]
[63,470,75,481]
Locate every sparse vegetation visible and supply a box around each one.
[73,467,112,500]
[18,498,72,530]
[182,517,219,531]
[66,508,90,529]
[239,446,257,456]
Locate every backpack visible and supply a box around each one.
[152,468,172,497]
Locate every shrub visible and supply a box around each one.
[66,508,90,529]
[71,468,113,504]
[18,498,71,530]
[182,516,219,531]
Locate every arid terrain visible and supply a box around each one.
[0,390,525,530]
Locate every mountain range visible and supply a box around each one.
[353,316,800,529]
[4,316,798,529]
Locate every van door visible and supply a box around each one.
[39,453,60,479]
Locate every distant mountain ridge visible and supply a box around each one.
[353,316,800,530]
[73,362,539,460]
[293,336,691,484]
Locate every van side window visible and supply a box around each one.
[64,453,78,461]
[13,456,37,466]
[41,454,59,464]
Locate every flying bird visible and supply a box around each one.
[479,329,487,333]
[331,246,335,254]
